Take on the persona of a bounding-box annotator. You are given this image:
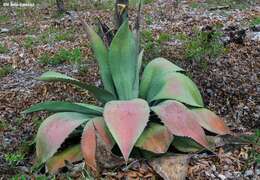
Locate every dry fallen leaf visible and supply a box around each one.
[149,155,190,180]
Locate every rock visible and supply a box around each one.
[0,28,9,33]
[244,169,254,177]
[149,155,190,180]
[247,32,260,41]
[251,25,260,32]
[218,174,226,180]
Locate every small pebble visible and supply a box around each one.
[244,169,254,177]
[218,174,226,180]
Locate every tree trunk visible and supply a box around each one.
[115,0,129,29]
[56,0,65,13]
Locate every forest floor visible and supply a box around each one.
[0,0,259,179]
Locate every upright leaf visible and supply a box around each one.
[87,25,115,95]
[37,71,115,103]
[36,112,90,163]
[140,58,184,99]
[135,123,173,154]
[104,99,150,161]
[133,49,144,97]
[147,72,204,107]
[108,20,138,100]
[46,145,82,173]
[151,100,208,147]
[23,101,103,116]
[192,108,231,135]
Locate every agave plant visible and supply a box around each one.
[24,20,230,173]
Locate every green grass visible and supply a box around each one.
[0,43,9,54]
[23,36,37,49]
[38,27,75,44]
[142,30,172,59]
[145,16,153,25]
[157,32,172,44]
[39,48,83,65]
[0,65,14,78]
[143,0,155,4]
[22,27,76,47]
[0,15,9,23]
[0,120,8,130]
[175,26,226,65]
[4,152,25,167]
[11,175,27,180]
[250,17,260,27]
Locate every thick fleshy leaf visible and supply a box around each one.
[81,120,96,170]
[172,136,203,153]
[36,112,90,163]
[151,100,208,147]
[37,71,115,103]
[104,98,150,161]
[140,58,184,99]
[133,49,144,98]
[46,145,82,173]
[87,25,115,95]
[22,101,103,116]
[108,20,138,100]
[148,72,204,107]
[81,117,115,171]
[135,123,173,154]
[192,108,231,135]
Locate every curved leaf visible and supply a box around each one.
[81,120,96,170]
[108,20,138,100]
[81,117,115,171]
[87,25,116,95]
[192,108,230,135]
[135,123,173,154]
[140,58,184,99]
[148,72,204,107]
[46,145,82,173]
[151,100,208,147]
[23,101,103,116]
[172,136,203,153]
[36,112,90,163]
[104,98,150,161]
[37,71,115,103]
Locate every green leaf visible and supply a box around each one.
[87,25,116,96]
[135,122,173,154]
[46,144,82,173]
[108,20,138,100]
[133,49,144,97]
[22,101,103,116]
[140,57,184,99]
[147,72,204,107]
[172,136,203,153]
[37,71,116,103]
[36,112,90,163]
